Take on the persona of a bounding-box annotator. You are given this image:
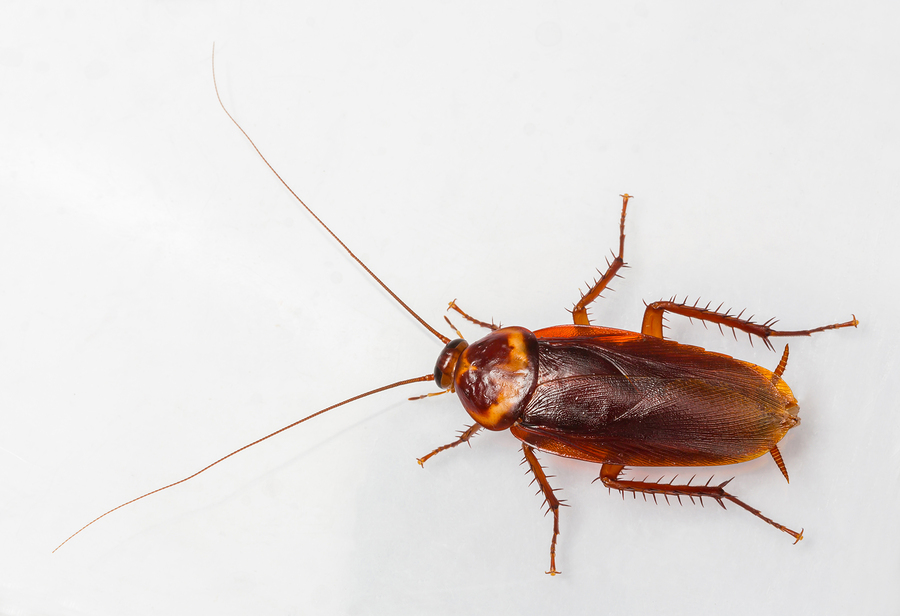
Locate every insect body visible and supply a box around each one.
[425,194,855,574]
[54,50,858,576]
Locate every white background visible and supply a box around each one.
[2,2,897,614]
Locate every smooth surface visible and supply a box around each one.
[2,2,897,614]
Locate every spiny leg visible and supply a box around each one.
[599,464,803,543]
[573,194,632,326]
[522,444,564,575]
[447,300,500,331]
[417,424,481,466]
[640,298,858,350]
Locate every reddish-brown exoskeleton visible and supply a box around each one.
[425,194,856,574]
[53,49,858,575]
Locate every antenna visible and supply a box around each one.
[52,46,455,552]
[53,374,433,552]
[211,44,450,345]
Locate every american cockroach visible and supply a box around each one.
[54,48,859,575]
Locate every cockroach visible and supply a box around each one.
[53,48,858,574]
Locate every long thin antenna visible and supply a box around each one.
[211,44,450,345]
[53,373,434,552]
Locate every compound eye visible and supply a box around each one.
[433,339,468,390]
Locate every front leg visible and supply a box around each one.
[417,424,481,466]
[447,300,500,331]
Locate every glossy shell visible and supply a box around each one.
[510,325,800,467]
[453,327,539,431]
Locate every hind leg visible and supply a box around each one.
[599,464,803,543]
[641,299,857,350]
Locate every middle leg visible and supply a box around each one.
[572,194,632,326]
[522,444,564,575]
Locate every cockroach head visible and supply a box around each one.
[434,338,469,390]
[444,327,540,431]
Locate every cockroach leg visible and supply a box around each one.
[599,464,803,543]
[447,300,500,331]
[572,194,632,326]
[641,300,858,349]
[522,444,563,576]
[442,315,465,340]
[417,424,481,467]
[769,444,790,483]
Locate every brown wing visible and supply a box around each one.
[510,326,798,467]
